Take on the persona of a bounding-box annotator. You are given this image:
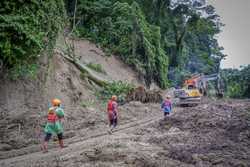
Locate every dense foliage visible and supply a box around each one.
[0,0,65,69]
[67,0,225,88]
[221,65,250,98]
[1,0,248,99]
[97,81,135,103]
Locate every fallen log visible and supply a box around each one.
[55,49,109,87]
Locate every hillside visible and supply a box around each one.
[0,38,250,167]
[0,0,250,166]
[0,38,141,157]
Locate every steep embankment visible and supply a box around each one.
[0,38,141,157]
[74,39,141,84]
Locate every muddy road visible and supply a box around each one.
[0,99,250,167]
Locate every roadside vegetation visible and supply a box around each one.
[0,0,249,98]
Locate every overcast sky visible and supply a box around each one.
[207,0,250,68]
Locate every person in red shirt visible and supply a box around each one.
[107,95,118,132]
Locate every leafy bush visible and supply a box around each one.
[87,62,106,74]
[81,99,95,108]
[8,63,38,80]
[0,0,65,68]
[97,81,135,103]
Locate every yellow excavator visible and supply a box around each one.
[174,73,223,106]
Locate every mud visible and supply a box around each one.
[0,99,249,167]
[0,39,250,166]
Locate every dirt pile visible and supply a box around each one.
[148,99,250,166]
[126,86,163,103]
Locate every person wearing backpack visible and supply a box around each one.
[161,95,172,119]
[41,98,65,153]
[107,95,118,133]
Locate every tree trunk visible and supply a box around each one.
[72,0,78,31]
[55,49,109,87]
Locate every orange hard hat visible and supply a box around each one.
[52,98,61,106]
[111,95,117,101]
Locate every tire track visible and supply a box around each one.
[0,113,164,166]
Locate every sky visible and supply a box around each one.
[207,0,250,68]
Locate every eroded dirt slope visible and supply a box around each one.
[0,37,142,156]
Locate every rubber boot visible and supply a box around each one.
[59,140,65,149]
[41,142,48,153]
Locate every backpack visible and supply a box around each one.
[107,100,113,111]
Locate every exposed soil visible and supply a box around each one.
[68,38,141,85]
[0,39,250,167]
[1,99,250,167]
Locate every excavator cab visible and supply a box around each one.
[187,85,195,90]
[174,73,223,107]
[174,75,202,106]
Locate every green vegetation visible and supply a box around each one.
[87,62,106,74]
[66,0,225,88]
[0,0,65,78]
[81,99,95,108]
[97,81,134,103]
[8,63,38,80]
[1,0,248,99]
[221,65,250,98]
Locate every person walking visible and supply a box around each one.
[161,95,172,119]
[41,98,65,153]
[107,95,118,133]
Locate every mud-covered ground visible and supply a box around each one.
[0,39,249,166]
[0,99,250,167]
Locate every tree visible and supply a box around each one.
[0,0,65,68]
[68,0,225,88]
[221,65,250,98]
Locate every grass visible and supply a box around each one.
[81,99,95,108]
[87,62,107,74]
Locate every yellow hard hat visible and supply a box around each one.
[52,98,61,106]
[48,107,55,114]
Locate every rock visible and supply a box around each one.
[129,101,143,107]
[168,127,181,133]
[144,107,150,113]
[87,119,95,126]
[87,107,96,112]
[0,143,12,151]
[64,130,76,139]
